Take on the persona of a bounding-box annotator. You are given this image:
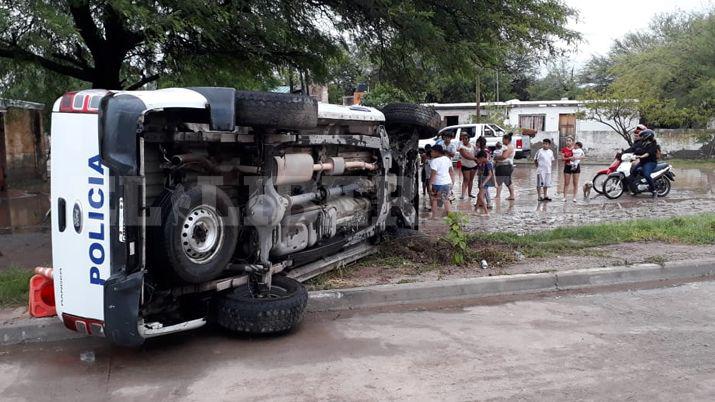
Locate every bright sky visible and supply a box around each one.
[564,0,715,66]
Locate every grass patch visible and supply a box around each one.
[0,268,33,307]
[667,159,715,169]
[472,213,715,257]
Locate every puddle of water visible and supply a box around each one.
[418,161,715,235]
[0,188,50,234]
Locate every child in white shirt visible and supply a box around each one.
[572,141,585,169]
[429,144,454,218]
[534,139,555,201]
[492,142,503,159]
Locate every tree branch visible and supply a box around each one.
[0,46,93,82]
[125,73,160,90]
[68,2,103,59]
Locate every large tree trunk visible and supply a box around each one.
[91,64,123,89]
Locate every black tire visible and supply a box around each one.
[592,173,608,194]
[603,176,624,199]
[235,91,318,129]
[214,276,308,335]
[381,103,442,139]
[149,184,239,284]
[655,177,671,197]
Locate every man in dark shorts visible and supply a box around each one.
[494,134,515,200]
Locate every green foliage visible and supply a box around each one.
[0,1,342,89]
[581,10,715,128]
[468,108,517,131]
[444,212,469,265]
[579,88,641,145]
[1,0,578,102]
[0,267,33,307]
[528,58,583,101]
[361,83,418,108]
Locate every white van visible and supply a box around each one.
[50,89,439,346]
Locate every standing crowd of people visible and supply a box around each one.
[421,131,519,218]
[421,130,596,219]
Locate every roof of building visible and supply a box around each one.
[0,98,45,111]
[424,98,586,110]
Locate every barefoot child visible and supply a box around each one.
[534,138,555,201]
[475,150,495,214]
[429,144,453,218]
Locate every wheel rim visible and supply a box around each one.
[655,178,669,196]
[181,205,224,264]
[604,177,623,198]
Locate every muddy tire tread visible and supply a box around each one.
[214,276,308,334]
[235,91,318,129]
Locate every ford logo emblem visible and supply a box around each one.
[73,203,82,233]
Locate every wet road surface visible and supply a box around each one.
[420,161,715,234]
[1,280,714,401]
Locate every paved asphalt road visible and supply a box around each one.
[2,281,714,401]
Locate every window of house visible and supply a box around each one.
[445,115,459,126]
[519,114,546,131]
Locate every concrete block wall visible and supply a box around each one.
[431,102,710,160]
[1,107,47,181]
[529,129,712,160]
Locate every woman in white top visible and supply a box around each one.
[457,132,478,200]
[493,134,516,200]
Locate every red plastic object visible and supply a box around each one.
[28,274,56,318]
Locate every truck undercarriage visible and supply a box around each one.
[52,88,440,345]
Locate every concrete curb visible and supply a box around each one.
[1,316,85,346]
[2,258,713,345]
[306,258,715,312]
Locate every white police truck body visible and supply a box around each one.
[51,89,437,346]
[51,93,111,328]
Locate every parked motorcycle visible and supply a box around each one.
[592,152,622,195]
[602,153,675,199]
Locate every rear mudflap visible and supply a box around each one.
[104,271,144,346]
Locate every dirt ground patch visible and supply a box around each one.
[306,239,715,291]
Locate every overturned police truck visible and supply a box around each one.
[50,88,440,346]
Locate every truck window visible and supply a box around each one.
[458,127,475,138]
[440,128,457,139]
[483,126,495,137]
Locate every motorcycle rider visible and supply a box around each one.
[624,124,647,154]
[622,124,647,194]
[630,129,659,197]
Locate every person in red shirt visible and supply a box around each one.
[561,136,578,201]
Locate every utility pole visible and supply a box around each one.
[475,65,481,123]
[496,69,500,103]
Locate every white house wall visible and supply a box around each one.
[430,101,705,158]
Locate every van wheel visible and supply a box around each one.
[214,276,308,335]
[235,91,318,129]
[150,184,238,284]
[381,103,442,139]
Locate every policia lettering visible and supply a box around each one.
[87,155,106,286]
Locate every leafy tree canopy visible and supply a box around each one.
[1,0,578,103]
[580,10,715,128]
